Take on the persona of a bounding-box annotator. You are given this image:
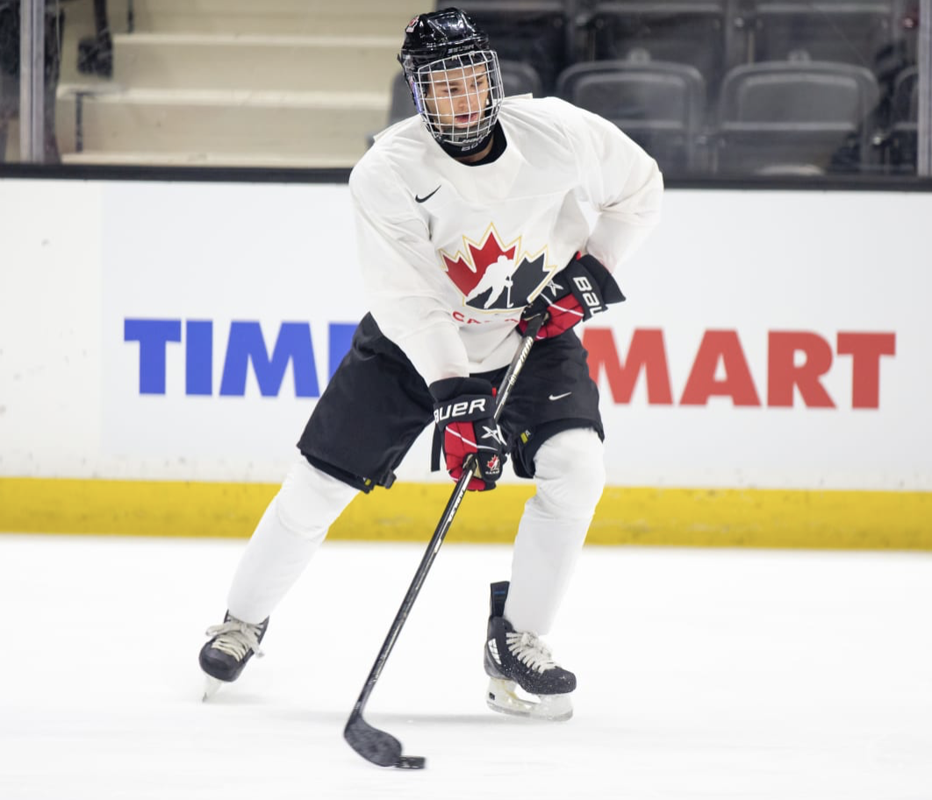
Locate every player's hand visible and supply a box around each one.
[519,253,625,340]
[430,377,507,491]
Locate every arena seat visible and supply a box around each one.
[556,58,707,174]
[582,0,741,107]
[885,65,918,172]
[750,0,895,69]
[714,60,882,175]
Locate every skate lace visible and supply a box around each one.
[204,619,264,662]
[505,631,558,673]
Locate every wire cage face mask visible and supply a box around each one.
[409,50,504,150]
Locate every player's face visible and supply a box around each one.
[423,64,490,132]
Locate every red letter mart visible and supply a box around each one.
[582,328,896,409]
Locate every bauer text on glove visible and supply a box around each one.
[519,253,625,340]
[430,377,508,492]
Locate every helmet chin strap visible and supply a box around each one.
[437,128,495,159]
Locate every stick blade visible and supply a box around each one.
[344,713,426,769]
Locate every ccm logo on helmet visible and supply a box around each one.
[405,16,419,33]
[434,397,488,424]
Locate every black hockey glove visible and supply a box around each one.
[430,377,507,492]
[519,253,625,340]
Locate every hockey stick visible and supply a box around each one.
[344,312,547,770]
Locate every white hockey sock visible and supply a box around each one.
[504,428,605,636]
[227,456,358,623]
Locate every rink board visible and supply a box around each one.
[1,477,930,548]
[1,178,930,546]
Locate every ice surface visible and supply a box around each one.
[1,534,930,799]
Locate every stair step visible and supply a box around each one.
[56,88,387,163]
[60,150,356,169]
[125,0,423,36]
[112,33,402,92]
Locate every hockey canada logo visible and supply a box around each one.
[439,225,558,313]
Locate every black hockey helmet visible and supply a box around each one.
[398,8,504,155]
[399,8,490,70]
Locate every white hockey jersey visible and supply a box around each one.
[348,95,663,388]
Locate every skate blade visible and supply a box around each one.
[486,678,573,722]
[202,676,223,702]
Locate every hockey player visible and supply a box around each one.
[199,8,663,720]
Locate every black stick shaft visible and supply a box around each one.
[348,314,545,719]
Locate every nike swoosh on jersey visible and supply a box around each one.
[549,392,572,401]
[415,186,441,203]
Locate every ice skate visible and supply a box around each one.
[483,582,576,721]
[199,612,268,701]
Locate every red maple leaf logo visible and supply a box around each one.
[439,225,559,312]
[440,227,518,297]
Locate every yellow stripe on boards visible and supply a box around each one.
[0,478,930,549]
[592,487,932,549]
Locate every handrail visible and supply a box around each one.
[919,0,931,176]
[18,0,44,162]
